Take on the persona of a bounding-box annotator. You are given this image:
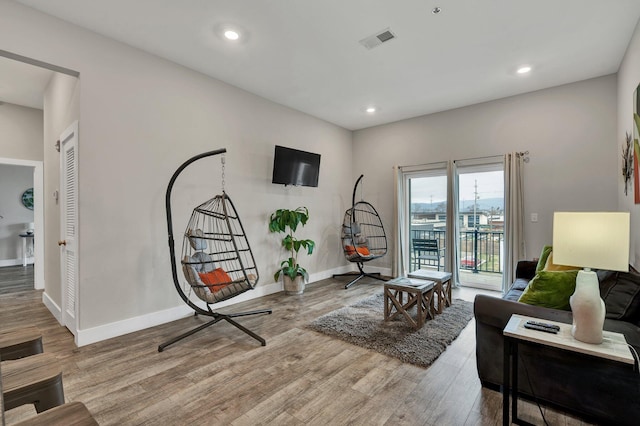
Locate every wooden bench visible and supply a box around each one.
[384,277,435,330]
[13,401,98,426]
[0,326,43,361]
[2,353,65,413]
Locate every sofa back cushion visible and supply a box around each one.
[600,270,640,324]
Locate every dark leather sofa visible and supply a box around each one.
[474,260,640,425]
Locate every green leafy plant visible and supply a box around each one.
[269,207,315,282]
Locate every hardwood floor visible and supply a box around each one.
[1,278,592,425]
[0,265,34,295]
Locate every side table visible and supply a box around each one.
[502,314,635,425]
[384,277,435,330]
[408,269,452,314]
[19,233,34,267]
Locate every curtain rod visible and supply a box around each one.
[453,154,503,163]
[397,151,530,170]
[396,160,448,171]
[453,151,530,164]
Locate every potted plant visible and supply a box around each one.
[268,207,315,294]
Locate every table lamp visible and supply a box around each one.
[552,212,630,344]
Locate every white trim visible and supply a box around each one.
[42,291,62,325]
[0,157,44,290]
[72,265,380,347]
[0,258,29,268]
[75,279,284,347]
[76,304,192,347]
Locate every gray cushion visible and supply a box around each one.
[189,251,216,273]
[601,270,640,324]
[187,228,208,251]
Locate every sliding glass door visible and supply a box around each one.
[403,163,448,274]
[455,161,504,291]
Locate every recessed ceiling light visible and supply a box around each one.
[224,30,240,41]
[366,107,376,113]
[517,66,532,74]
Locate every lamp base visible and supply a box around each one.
[570,269,605,344]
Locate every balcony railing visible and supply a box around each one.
[410,228,504,274]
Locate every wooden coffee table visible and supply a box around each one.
[408,269,452,314]
[384,277,435,330]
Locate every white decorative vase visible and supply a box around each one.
[569,269,605,344]
[283,275,305,295]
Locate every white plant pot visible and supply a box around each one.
[283,275,305,295]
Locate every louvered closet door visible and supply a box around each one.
[60,121,79,338]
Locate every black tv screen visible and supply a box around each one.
[272,145,321,187]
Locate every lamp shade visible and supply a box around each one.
[553,212,630,272]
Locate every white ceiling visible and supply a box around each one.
[0,55,52,109]
[8,0,640,129]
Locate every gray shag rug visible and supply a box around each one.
[308,293,474,368]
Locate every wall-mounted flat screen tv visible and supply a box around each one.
[272,145,321,187]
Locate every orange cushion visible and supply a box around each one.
[345,245,370,256]
[199,268,232,293]
[356,246,370,256]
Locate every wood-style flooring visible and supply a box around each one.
[1,277,592,425]
[0,265,34,295]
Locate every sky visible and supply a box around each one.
[410,171,504,204]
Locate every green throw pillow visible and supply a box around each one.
[518,270,578,311]
[535,245,553,273]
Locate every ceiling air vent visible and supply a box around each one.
[359,28,397,50]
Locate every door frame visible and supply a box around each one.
[0,157,44,290]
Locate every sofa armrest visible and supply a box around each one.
[473,294,573,391]
[515,260,537,280]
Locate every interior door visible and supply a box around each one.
[59,121,79,338]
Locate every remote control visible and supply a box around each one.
[526,320,560,331]
[524,323,559,334]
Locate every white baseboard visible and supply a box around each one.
[72,265,391,347]
[42,291,62,324]
[75,280,284,347]
[0,258,32,268]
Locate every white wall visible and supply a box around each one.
[0,102,43,161]
[0,1,352,342]
[42,72,80,307]
[617,18,640,269]
[0,164,33,263]
[0,102,41,265]
[353,75,618,268]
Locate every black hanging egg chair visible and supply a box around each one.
[158,149,271,352]
[333,174,388,289]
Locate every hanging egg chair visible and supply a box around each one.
[158,149,271,352]
[333,174,388,289]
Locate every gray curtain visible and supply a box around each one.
[392,165,406,278]
[445,160,461,287]
[503,152,526,293]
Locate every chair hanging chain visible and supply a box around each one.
[221,154,226,192]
